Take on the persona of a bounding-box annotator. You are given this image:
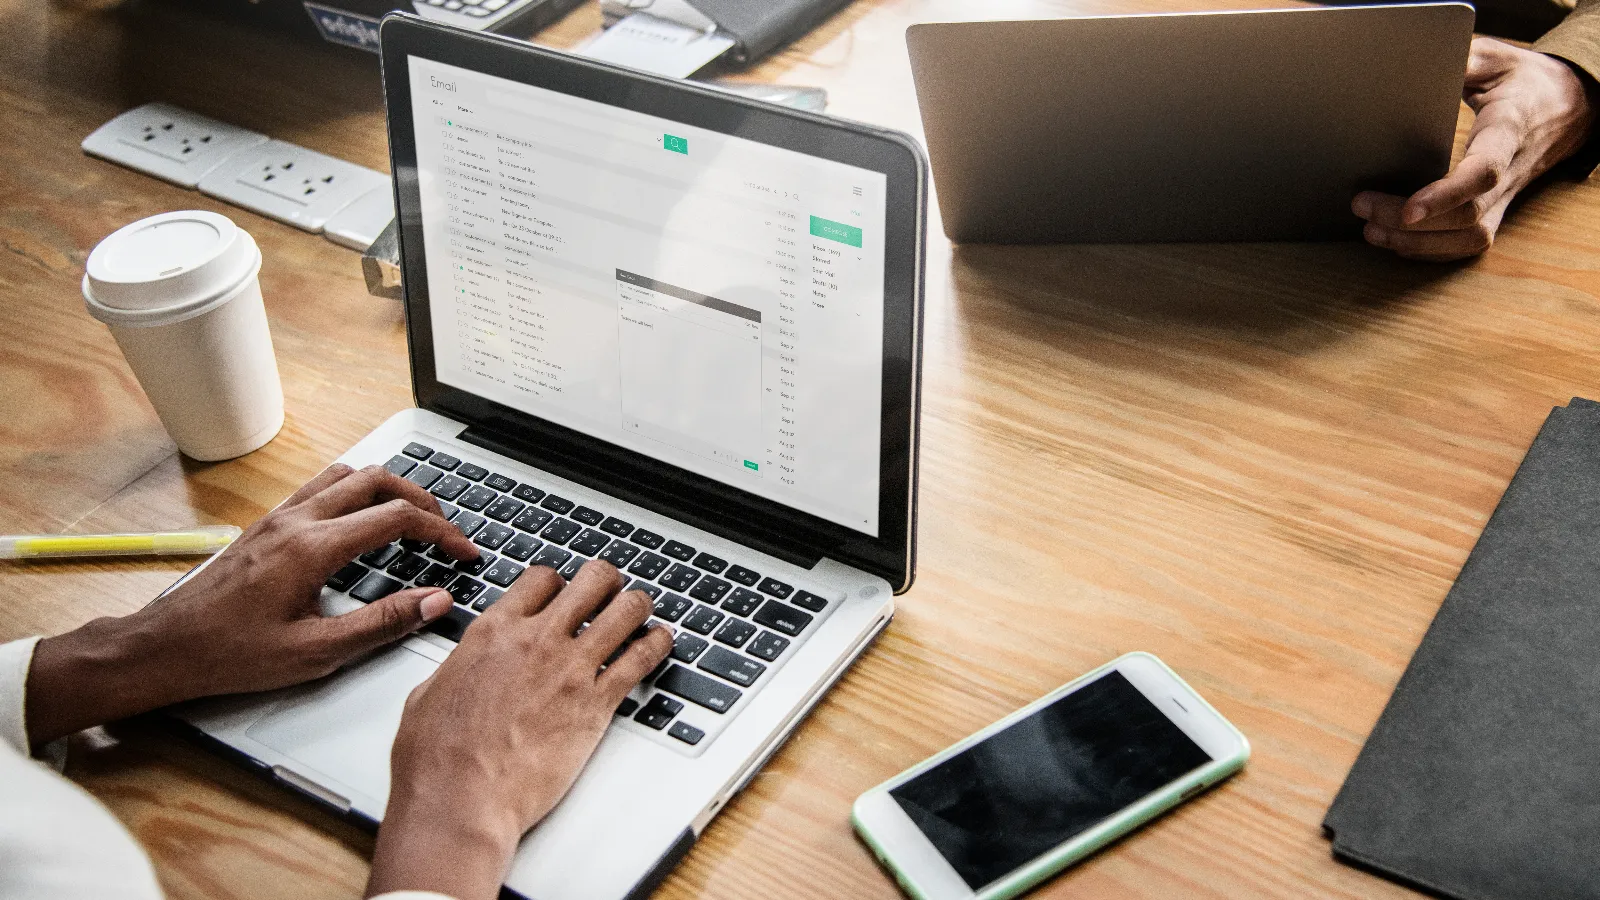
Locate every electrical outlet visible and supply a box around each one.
[198,140,389,233]
[82,103,268,189]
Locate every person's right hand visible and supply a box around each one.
[366,560,674,900]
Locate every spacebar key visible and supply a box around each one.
[655,664,742,714]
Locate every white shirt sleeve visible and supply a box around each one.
[0,637,461,900]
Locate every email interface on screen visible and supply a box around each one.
[409,58,888,535]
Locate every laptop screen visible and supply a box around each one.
[407,57,889,537]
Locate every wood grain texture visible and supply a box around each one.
[2,0,1597,898]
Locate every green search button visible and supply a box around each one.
[809,216,862,248]
[664,134,688,154]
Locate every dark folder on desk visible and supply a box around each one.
[1324,398,1600,898]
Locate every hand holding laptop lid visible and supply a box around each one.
[1354,37,1598,261]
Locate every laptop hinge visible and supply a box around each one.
[457,423,825,570]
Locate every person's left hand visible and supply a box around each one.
[25,464,479,747]
[1354,37,1596,261]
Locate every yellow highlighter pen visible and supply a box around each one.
[0,525,242,560]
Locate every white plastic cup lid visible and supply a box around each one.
[83,210,262,327]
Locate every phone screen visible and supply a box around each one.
[888,670,1212,890]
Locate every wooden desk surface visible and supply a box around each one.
[3,1,1598,897]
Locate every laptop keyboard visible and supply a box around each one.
[322,440,836,752]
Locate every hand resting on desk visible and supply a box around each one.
[1354,37,1596,261]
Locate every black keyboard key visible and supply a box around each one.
[485,473,518,493]
[472,587,505,611]
[790,590,828,613]
[598,540,640,568]
[405,465,443,490]
[668,722,705,746]
[384,455,417,477]
[559,555,588,580]
[474,522,514,550]
[757,577,794,599]
[399,537,430,553]
[484,496,525,523]
[661,540,696,562]
[429,452,461,471]
[692,552,728,574]
[457,485,497,512]
[447,576,485,606]
[628,579,662,599]
[569,528,610,557]
[571,506,605,526]
[455,462,488,482]
[426,604,477,642]
[721,588,763,618]
[753,599,813,637]
[455,550,493,575]
[350,571,404,602]
[714,618,756,649]
[360,543,403,568]
[656,665,741,714]
[438,502,460,521]
[430,474,470,501]
[659,563,700,592]
[483,558,525,587]
[615,697,640,718]
[653,592,692,622]
[671,633,709,663]
[698,645,766,687]
[530,545,572,571]
[724,565,761,587]
[600,517,634,538]
[683,605,724,635]
[451,512,486,539]
[387,552,430,582]
[747,631,790,662]
[630,529,665,549]
[501,532,541,562]
[540,494,575,514]
[688,575,732,605]
[512,484,546,504]
[326,562,368,592]
[402,442,434,460]
[416,563,457,588]
[633,694,682,730]
[511,507,554,534]
[626,551,669,581]
[541,518,581,545]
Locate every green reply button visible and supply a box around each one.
[810,215,862,247]
[744,460,759,471]
[664,134,688,154]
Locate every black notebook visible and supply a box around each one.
[1324,398,1600,898]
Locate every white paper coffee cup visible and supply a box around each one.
[83,211,284,462]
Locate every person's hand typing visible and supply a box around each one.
[25,464,479,747]
[367,560,674,900]
[1354,37,1596,261]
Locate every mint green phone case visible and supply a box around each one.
[852,652,1249,900]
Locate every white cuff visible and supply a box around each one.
[0,636,68,769]
[370,892,461,900]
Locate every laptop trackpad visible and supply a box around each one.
[245,645,437,804]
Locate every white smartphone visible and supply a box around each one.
[852,652,1250,900]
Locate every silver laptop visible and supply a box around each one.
[173,14,926,898]
[907,3,1474,243]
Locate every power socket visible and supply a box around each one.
[82,102,269,189]
[198,139,389,233]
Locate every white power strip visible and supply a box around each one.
[82,103,395,252]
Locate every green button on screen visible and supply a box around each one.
[809,216,862,247]
[744,460,759,471]
[664,134,688,154]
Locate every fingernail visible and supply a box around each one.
[419,590,453,621]
[1403,206,1426,225]
[1366,224,1388,247]
[1352,196,1370,218]
[646,621,675,636]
